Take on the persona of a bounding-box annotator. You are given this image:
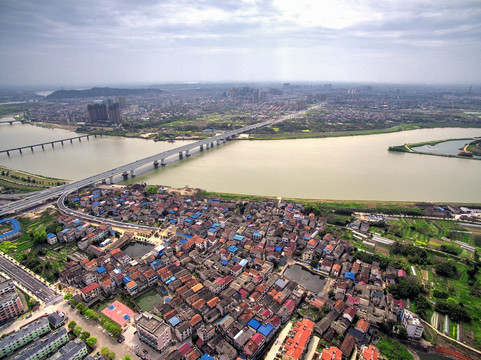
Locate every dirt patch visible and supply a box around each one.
[375,246,390,257]
[429,238,446,246]
[421,270,429,282]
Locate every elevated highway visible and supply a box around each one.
[0,105,320,219]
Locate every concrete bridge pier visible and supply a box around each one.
[51,142,55,148]
[86,135,89,140]
[122,172,129,180]
[211,142,214,148]
[41,144,44,150]
[61,140,64,145]
[161,158,166,166]
[102,179,107,184]
[186,150,191,157]
[30,146,34,152]
[18,148,22,154]
[70,139,73,143]
[217,140,221,145]
[78,137,81,142]
[109,176,114,184]
[179,152,183,159]
[6,150,9,156]
[200,145,204,152]
[9,121,13,125]
[130,169,136,178]
[153,160,159,169]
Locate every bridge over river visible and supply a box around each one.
[0,105,321,218]
[0,134,100,156]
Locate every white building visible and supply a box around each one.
[401,309,424,338]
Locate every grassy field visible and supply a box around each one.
[377,336,414,360]
[0,165,67,193]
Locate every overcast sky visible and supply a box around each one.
[1,0,480,87]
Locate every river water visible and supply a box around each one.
[1,118,481,203]
[413,139,481,159]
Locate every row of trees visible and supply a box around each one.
[67,321,97,346]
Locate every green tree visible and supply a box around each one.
[110,326,122,338]
[63,293,73,300]
[73,326,82,336]
[80,331,90,340]
[69,298,77,307]
[67,321,76,330]
[76,303,84,311]
[109,351,116,360]
[145,185,158,195]
[122,355,131,360]
[101,347,110,358]
[86,337,97,347]
[435,261,458,278]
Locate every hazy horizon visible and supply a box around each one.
[1,1,480,87]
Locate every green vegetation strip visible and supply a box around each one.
[377,336,414,360]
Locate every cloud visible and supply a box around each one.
[0,0,480,85]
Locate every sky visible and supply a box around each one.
[1,0,480,87]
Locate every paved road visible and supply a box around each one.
[264,322,293,360]
[0,253,59,304]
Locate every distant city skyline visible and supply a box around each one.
[1,0,480,87]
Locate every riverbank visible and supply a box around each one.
[38,120,481,142]
[198,190,481,208]
[388,137,481,161]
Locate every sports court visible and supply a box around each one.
[101,300,136,326]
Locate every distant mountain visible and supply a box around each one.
[46,87,165,100]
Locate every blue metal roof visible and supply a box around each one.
[258,323,274,337]
[247,318,261,330]
[227,245,238,253]
[233,234,244,241]
[168,316,180,327]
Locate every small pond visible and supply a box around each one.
[283,264,325,293]
[123,242,155,259]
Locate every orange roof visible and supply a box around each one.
[283,319,314,360]
[321,347,342,360]
[192,299,205,310]
[191,283,203,293]
[189,313,203,327]
[362,345,380,360]
[126,281,137,289]
[81,282,99,294]
[207,297,220,308]
[356,318,370,333]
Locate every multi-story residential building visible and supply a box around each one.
[401,309,424,338]
[0,279,24,323]
[135,312,172,352]
[0,317,50,357]
[50,340,88,360]
[13,328,68,360]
